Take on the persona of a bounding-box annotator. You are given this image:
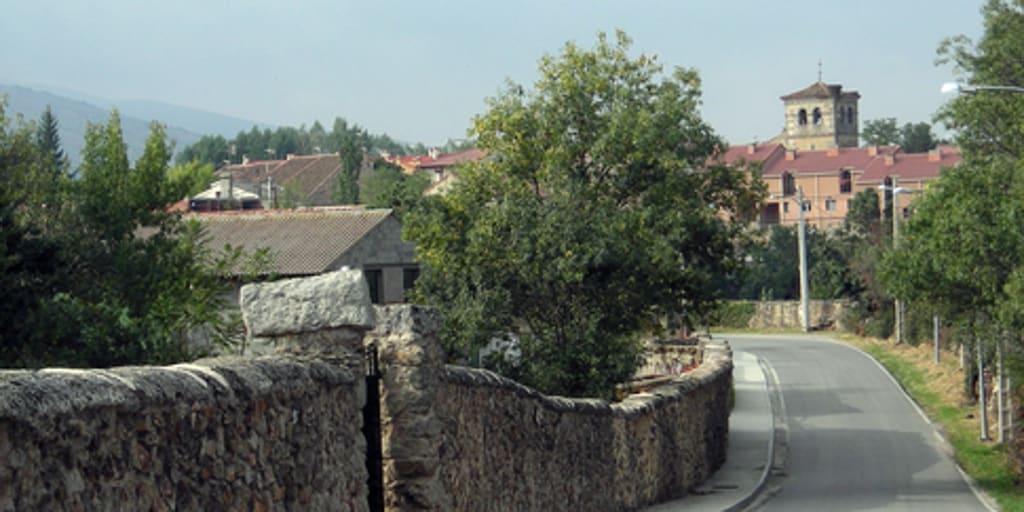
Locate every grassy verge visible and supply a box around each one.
[836,334,1022,511]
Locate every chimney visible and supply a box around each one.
[928,148,941,162]
[826,147,839,157]
[785,149,797,161]
[428,147,440,159]
[884,154,895,166]
[747,143,757,155]
[867,146,878,157]
[242,154,250,165]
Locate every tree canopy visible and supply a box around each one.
[861,117,939,152]
[404,31,762,399]
[0,103,259,368]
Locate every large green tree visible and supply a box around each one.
[861,117,938,152]
[359,160,430,217]
[0,107,255,368]
[405,31,761,399]
[899,122,939,153]
[862,118,901,147]
[936,0,1024,160]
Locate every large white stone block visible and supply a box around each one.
[240,270,376,337]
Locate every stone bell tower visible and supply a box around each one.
[781,79,860,151]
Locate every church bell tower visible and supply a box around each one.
[781,79,860,151]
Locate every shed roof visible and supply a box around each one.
[190,207,393,276]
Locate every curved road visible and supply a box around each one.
[727,334,991,511]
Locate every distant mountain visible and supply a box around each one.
[0,84,270,170]
[115,99,272,139]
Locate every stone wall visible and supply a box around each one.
[748,299,849,330]
[0,271,734,512]
[367,304,732,511]
[0,358,365,511]
[436,341,731,511]
[635,340,701,378]
[365,306,451,511]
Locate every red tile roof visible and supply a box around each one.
[718,144,786,168]
[416,148,486,170]
[721,144,960,183]
[764,145,900,177]
[859,147,962,183]
[780,81,860,101]
[218,154,343,206]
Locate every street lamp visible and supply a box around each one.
[941,81,1024,95]
[770,187,810,332]
[877,180,921,344]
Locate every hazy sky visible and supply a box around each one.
[1,1,984,147]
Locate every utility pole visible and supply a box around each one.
[892,176,903,344]
[797,186,810,332]
[979,338,990,441]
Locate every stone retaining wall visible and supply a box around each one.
[748,299,849,330]
[0,358,365,511]
[635,341,701,377]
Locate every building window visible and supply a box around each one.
[782,172,796,195]
[839,170,852,193]
[825,198,837,211]
[782,201,789,214]
[364,269,383,304]
[847,106,854,124]
[798,109,808,126]
[812,107,823,125]
[402,267,420,302]
[801,200,811,212]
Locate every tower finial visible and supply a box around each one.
[818,59,823,82]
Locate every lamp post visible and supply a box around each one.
[941,82,1024,95]
[877,181,920,343]
[770,187,810,332]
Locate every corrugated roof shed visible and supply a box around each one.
[191,207,392,276]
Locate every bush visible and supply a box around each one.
[712,301,756,329]
[838,299,894,339]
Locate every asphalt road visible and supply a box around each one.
[726,334,992,512]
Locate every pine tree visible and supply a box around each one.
[35,105,68,176]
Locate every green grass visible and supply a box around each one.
[857,342,1023,511]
